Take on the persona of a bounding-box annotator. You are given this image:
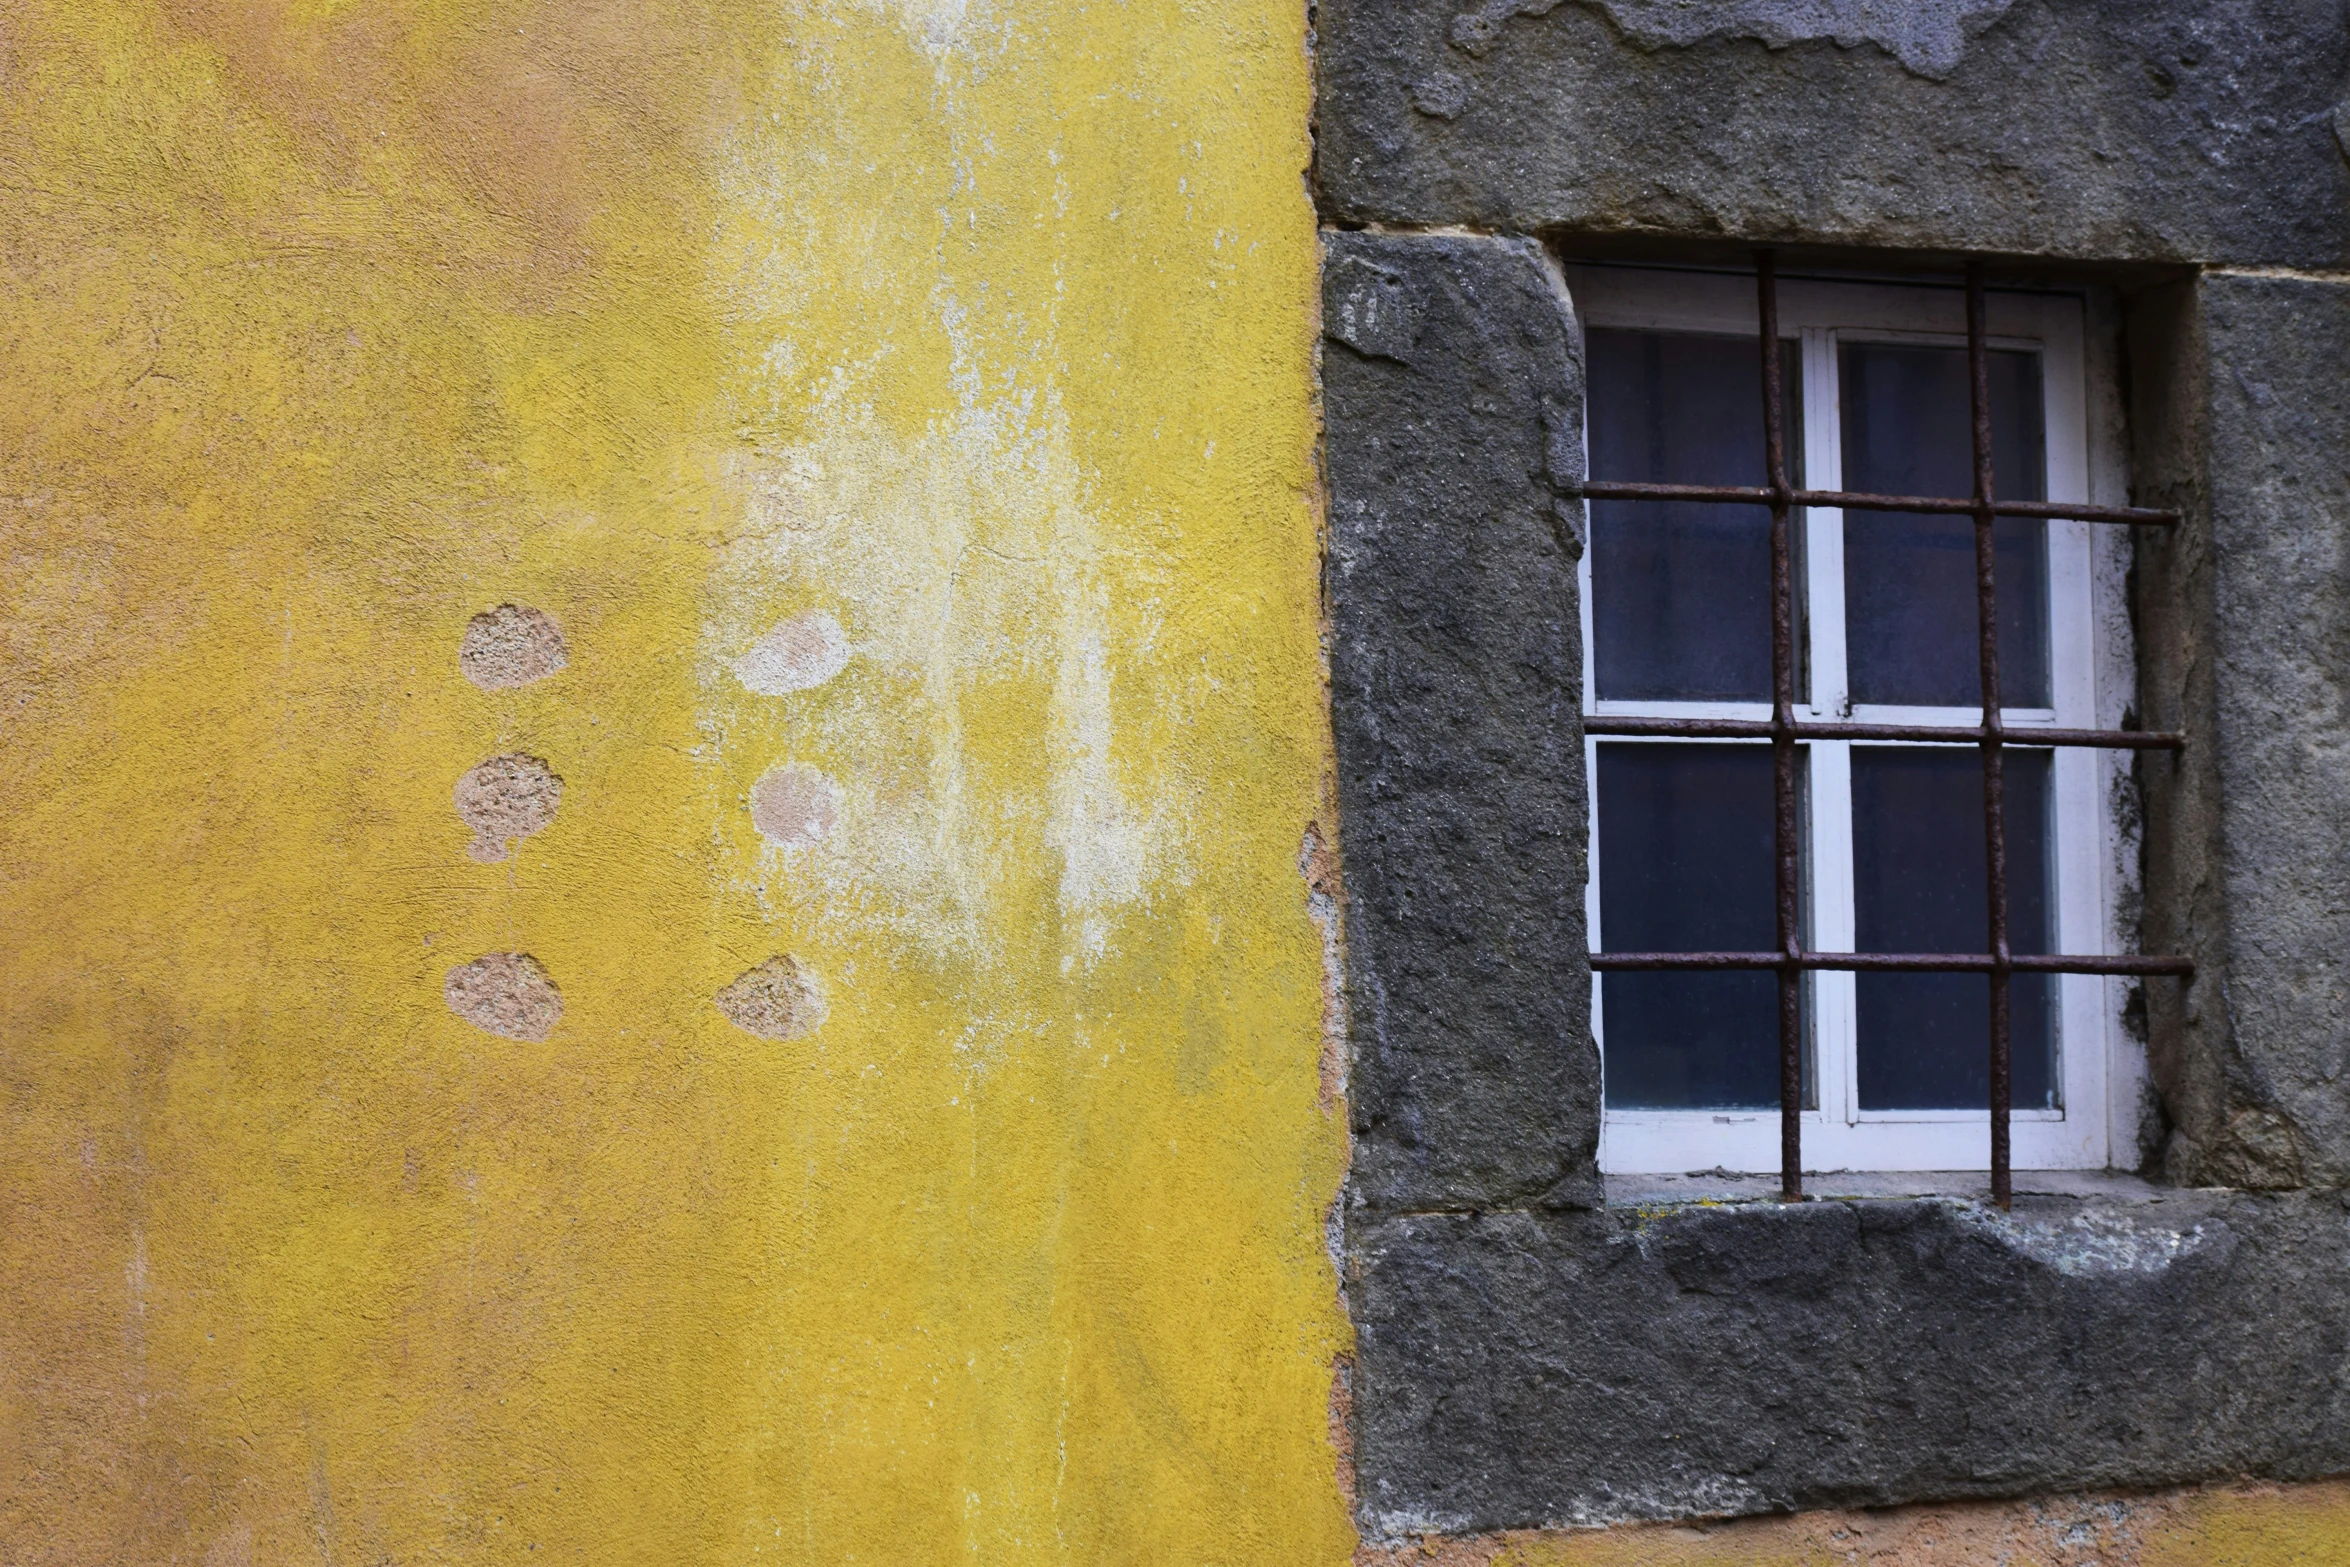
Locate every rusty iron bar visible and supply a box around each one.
[1586,248,2194,1207]
[1591,951,2195,976]
[1964,261,2018,1210]
[1579,481,2177,529]
[1756,252,1805,1203]
[1584,717,2182,749]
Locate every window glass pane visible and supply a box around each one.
[1587,330,1801,703]
[1598,744,1783,1109]
[1852,747,2053,1111]
[1841,343,2049,708]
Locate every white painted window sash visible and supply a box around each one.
[1570,265,2121,1175]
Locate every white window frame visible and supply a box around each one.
[1568,264,2134,1175]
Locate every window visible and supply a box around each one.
[1571,262,2163,1181]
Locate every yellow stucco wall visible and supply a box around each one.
[0,0,1346,1559]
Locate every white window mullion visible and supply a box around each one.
[1806,740,1859,1132]
[2051,743,2108,1162]
[1797,327,1858,1146]
[1577,495,1598,716]
[1800,327,1848,718]
[1585,729,1609,1170]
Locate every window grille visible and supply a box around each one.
[1580,252,2192,1208]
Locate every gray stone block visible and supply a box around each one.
[1317,0,2350,269]
[1323,230,1599,1214]
[1351,1188,2350,1534]
[2140,273,2350,1188]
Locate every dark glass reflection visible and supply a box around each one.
[1853,748,2054,1110]
[1598,744,1786,1109]
[1587,330,1803,703]
[1842,343,2048,708]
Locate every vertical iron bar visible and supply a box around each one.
[1757,250,1803,1203]
[1967,261,2014,1211]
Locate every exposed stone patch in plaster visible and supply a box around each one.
[750,764,841,849]
[1447,0,2017,80]
[452,753,562,862]
[713,954,827,1041]
[443,953,563,1041]
[458,604,568,690]
[733,610,851,695]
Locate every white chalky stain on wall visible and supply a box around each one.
[702,76,1187,965]
[700,391,1181,962]
[855,0,981,62]
[1049,627,1147,961]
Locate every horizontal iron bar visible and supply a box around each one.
[1578,480,2177,527]
[1583,716,2184,750]
[1591,950,2195,976]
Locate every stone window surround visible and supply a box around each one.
[1321,227,2350,1538]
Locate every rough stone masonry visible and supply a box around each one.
[1318,0,2350,1537]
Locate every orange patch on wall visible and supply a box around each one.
[151,0,745,289]
[1352,1480,2350,1567]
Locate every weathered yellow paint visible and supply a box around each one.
[0,0,1344,1559]
[2143,1482,2350,1567]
